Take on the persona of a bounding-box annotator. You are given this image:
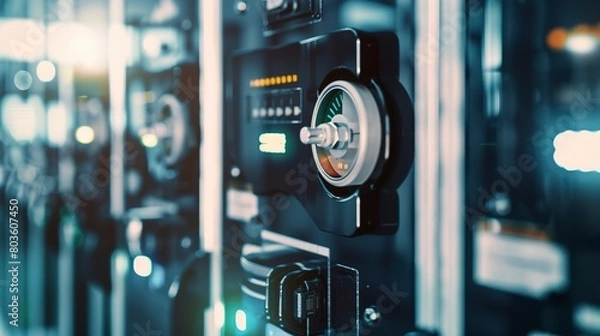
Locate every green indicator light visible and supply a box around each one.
[259,132,286,154]
[235,309,247,332]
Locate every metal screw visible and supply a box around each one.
[363,306,381,326]
[234,1,248,14]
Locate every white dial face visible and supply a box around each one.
[300,80,383,188]
[313,89,358,179]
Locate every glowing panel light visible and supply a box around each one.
[141,133,159,148]
[36,60,56,82]
[235,309,247,332]
[1,94,37,141]
[546,28,569,50]
[142,34,162,58]
[553,130,600,173]
[47,22,106,68]
[47,101,68,145]
[249,74,298,87]
[259,133,286,154]
[565,34,597,54]
[215,301,225,329]
[75,125,95,144]
[132,255,153,277]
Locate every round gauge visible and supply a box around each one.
[300,80,383,188]
[139,93,190,167]
[74,98,109,146]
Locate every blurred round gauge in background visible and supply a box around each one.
[74,97,109,149]
[13,70,33,91]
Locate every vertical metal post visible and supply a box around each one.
[108,0,127,334]
[438,0,465,334]
[57,211,75,336]
[414,0,441,332]
[56,1,76,332]
[27,0,47,331]
[200,0,224,334]
[415,0,465,334]
[88,285,105,336]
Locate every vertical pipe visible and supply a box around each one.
[108,0,125,220]
[56,0,76,330]
[27,2,47,330]
[414,0,441,332]
[88,285,105,336]
[200,0,224,334]
[57,206,75,336]
[438,0,465,335]
[108,0,126,334]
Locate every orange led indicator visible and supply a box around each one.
[249,74,299,87]
[546,27,569,50]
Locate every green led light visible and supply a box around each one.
[141,133,159,148]
[235,309,247,332]
[259,132,286,154]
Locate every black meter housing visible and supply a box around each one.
[228,28,414,236]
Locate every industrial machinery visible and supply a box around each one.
[1,1,600,336]
[464,1,600,335]
[220,1,417,335]
[117,0,203,334]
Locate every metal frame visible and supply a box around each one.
[438,0,465,334]
[108,0,127,334]
[200,0,224,334]
[415,0,465,334]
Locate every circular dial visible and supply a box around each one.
[139,93,190,167]
[300,80,382,188]
[76,97,109,148]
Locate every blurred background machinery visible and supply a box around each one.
[0,0,599,336]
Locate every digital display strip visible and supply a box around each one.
[247,88,302,123]
[249,74,298,87]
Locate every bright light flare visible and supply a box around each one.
[141,133,159,148]
[258,133,286,154]
[47,101,68,145]
[142,34,162,58]
[36,60,56,82]
[133,255,153,277]
[565,34,597,54]
[48,22,106,68]
[235,309,247,332]
[75,125,95,144]
[1,94,39,142]
[553,130,600,173]
[215,301,225,329]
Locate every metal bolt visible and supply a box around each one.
[363,306,381,326]
[234,1,248,14]
[300,122,350,150]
